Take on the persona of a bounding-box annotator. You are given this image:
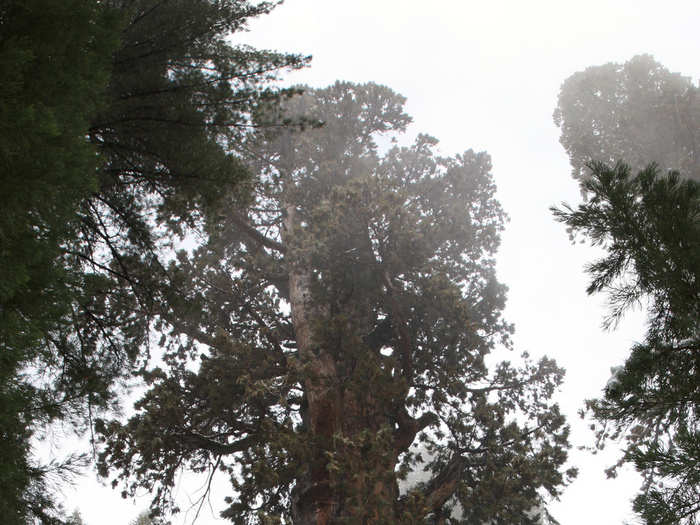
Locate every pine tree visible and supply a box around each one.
[98,83,574,524]
[552,162,699,524]
[0,1,306,522]
[0,1,119,522]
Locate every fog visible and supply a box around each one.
[58,2,699,524]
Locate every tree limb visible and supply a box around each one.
[401,454,467,519]
[229,211,286,254]
[177,431,256,456]
[393,409,438,453]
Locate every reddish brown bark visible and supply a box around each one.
[281,204,457,524]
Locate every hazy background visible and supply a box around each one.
[62,1,700,523]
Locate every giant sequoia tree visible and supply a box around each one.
[98,83,573,524]
[554,54,700,186]
[0,1,305,522]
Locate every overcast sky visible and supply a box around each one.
[64,1,700,523]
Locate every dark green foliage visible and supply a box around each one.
[554,54,700,186]
[552,162,699,524]
[553,162,698,333]
[0,1,120,521]
[554,56,700,523]
[0,1,306,522]
[0,0,117,309]
[98,83,573,524]
[67,0,307,409]
[629,427,700,524]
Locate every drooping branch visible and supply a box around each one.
[191,454,222,524]
[203,274,289,365]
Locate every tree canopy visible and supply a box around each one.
[553,162,699,525]
[97,82,574,524]
[554,54,700,187]
[554,55,700,525]
[0,1,120,521]
[0,1,306,522]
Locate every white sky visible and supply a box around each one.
[63,1,700,523]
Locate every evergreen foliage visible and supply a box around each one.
[97,83,574,524]
[554,54,700,186]
[0,1,306,522]
[0,1,120,521]
[552,162,699,524]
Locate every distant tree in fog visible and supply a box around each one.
[554,54,700,187]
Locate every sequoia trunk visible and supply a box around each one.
[285,206,400,524]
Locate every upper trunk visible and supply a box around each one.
[284,206,402,524]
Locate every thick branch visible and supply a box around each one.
[394,409,438,453]
[422,455,464,512]
[230,211,286,254]
[177,431,256,456]
[401,454,467,519]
